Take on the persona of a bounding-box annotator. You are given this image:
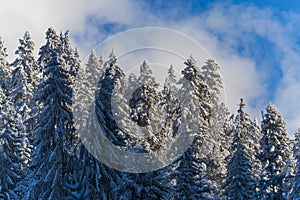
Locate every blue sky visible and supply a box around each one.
[0,0,300,134]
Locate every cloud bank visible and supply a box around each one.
[0,0,299,134]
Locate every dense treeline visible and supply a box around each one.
[0,27,299,199]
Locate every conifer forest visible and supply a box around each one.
[1,28,300,200]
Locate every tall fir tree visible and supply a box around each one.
[9,31,37,168]
[92,51,128,199]
[161,65,180,138]
[0,89,24,199]
[223,99,257,199]
[260,103,293,200]
[174,56,216,199]
[95,50,128,146]
[201,59,223,106]
[200,59,231,194]
[24,47,75,199]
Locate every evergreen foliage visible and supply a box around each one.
[0,28,297,200]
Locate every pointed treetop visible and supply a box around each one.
[168,64,175,75]
[61,30,71,47]
[46,27,57,36]
[263,103,285,126]
[164,64,177,88]
[238,98,245,113]
[265,103,282,119]
[91,49,97,57]
[266,102,277,112]
[109,49,117,65]
[45,27,59,46]
[140,60,152,75]
[23,31,32,42]
[15,31,35,57]
[237,98,246,121]
[0,37,8,59]
[182,56,201,82]
[184,55,197,67]
[203,59,220,70]
[99,54,104,65]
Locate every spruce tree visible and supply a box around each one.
[223,99,257,199]
[93,51,127,199]
[201,59,223,106]
[161,65,180,137]
[86,50,102,89]
[200,59,231,194]
[10,31,37,168]
[174,56,215,199]
[0,90,24,199]
[24,49,75,199]
[260,103,292,199]
[60,31,80,80]
[95,50,128,146]
[129,60,159,127]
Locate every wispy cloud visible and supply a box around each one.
[1,1,299,134]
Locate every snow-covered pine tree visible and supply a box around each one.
[60,31,80,80]
[9,31,37,168]
[161,65,178,118]
[37,27,60,72]
[95,50,128,146]
[202,102,232,197]
[230,99,261,194]
[161,65,180,138]
[0,90,24,199]
[129,60,160,127]
[11,31,38,95]
[290,128,300,199]
[174,56,216,199]
[0,38,11,95]
[93,50,128,199]
[201,59,223,106]
[24,50,75,199]
[86,50,102,90]
[25,28,60,152]
[222,99,257,199]
[125,73,138,100]
[200,59,231,194]
[260,103,292,199]
[174,148,215,200]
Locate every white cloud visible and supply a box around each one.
[1,1,300,134]
[0,0,140,57]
